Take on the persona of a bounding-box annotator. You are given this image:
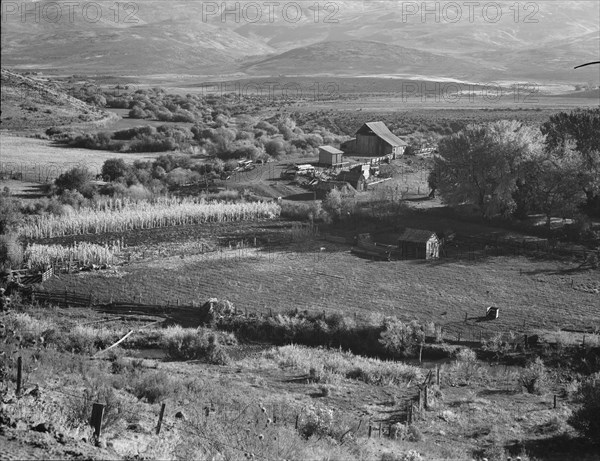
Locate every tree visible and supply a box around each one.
[101,158,131,182]
[434,120,543,218]
[55,167,95,196]
[427,171,437,198]
[568,372,600,443]
[0,192,22,235]
[322,189,343,221]
[379,318,425,358]
[541,108,600,217]
[520,148,587,228]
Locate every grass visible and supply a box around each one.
[0,134,163,182]
[43,245,600,335]
[259,344,421,385]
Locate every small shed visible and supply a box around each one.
[486,306,499,320]
[397,228,440,260]
[319,145,344,167]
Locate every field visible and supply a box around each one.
[0,135,164,181]
[42,225,599,337]
[2,73,600,461]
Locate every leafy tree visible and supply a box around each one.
[101,158,131,182]
[541,108,600,217]
[379,319,425,358]
[0,192,22,235]
[568,372,600,442]
[55,167,95,196]
[434,120,543,218]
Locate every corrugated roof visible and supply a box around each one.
[319,145,344,154]
[356,122,407,147]
[398,228,438,243]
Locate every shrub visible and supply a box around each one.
[519,357,549,394]
[131,370,174,403]
[55,167,95,196]
[0,234,23,270]
[568,372,600,442]
[0,194,22,234]
[67,381,128,433]
[162,327,232,364]
[379,319,425,358]
[298,405,335,439]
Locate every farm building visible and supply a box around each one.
[318,145,344,167]
[397,228,440,260]
[336,165,368,191]
[342,122,407,160]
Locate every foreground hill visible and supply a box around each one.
[0,68,113,131]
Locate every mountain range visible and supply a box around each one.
[1,1,598,84]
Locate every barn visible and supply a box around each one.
[397,228,440,260]
[343,122,407,160]
[318,145,344,167]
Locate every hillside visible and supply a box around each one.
[0,0,598,84]
[241,40,482,80]
[0,69,113,131]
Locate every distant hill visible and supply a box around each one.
[241,40,484,80]
[0,0,598,84]
[0,68,112,131]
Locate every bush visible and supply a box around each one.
[0,194,22,234]
[55,167,95,196]
[131,370,174,403]
[519,357,550,394]
[568,372,600,442]
[162,327,232,364]
[379,319,425,358]
[0,234,23,270]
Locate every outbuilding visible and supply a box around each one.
[318,145,344,167]
[397,228,440,260]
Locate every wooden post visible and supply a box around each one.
[156,403,166,435]
[91,403,105,440]
[388,423,392,439]
[378,422,382,438]
[436,365,440,386]
[464,312,468,323]
[88,293,93,308]
[553,395,557,409]
[418,389,423,412]
[424,386,429,410]
[368,425,372,438]
[295,414,299,429]
[16,356,22,396]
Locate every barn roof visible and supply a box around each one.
[398,228,438,243]
[356,122,407,147]
[319,145,344,154]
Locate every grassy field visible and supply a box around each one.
[43,238,599,336]
[0,135,163,181]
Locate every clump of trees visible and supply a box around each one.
[432,108,600,237]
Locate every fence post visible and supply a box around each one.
[553,395,557,409]
[424,386,429,410]
[378,422,382,438]
[368,425,372,438]
[295,414,299,430]
[436,365,440,386]
[91,403,105,441]
[156,403,166,435]
[16,356,22,396]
